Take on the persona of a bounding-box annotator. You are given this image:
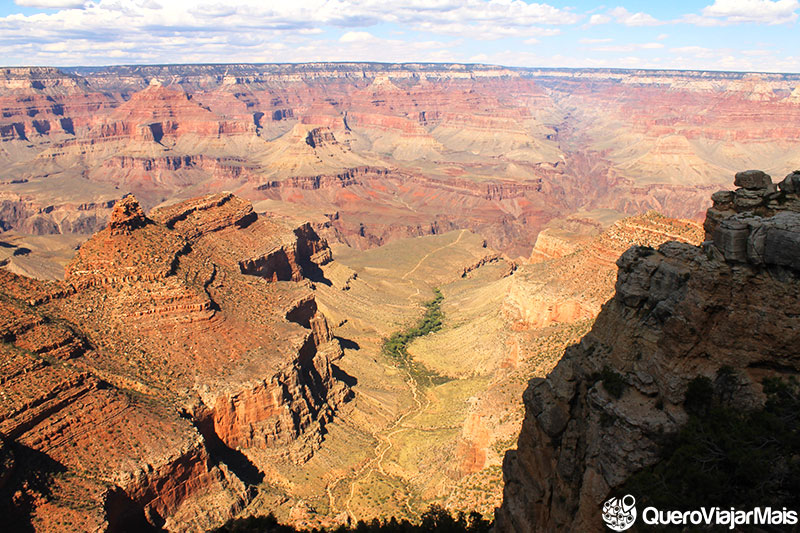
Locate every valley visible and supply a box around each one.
[0,62,796,531]
[1,64,799,263]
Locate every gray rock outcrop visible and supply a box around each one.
[496,171,800,532]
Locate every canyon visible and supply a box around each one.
[0,191,704,530]
[1,64,800,261]
[0,62,799,531]
[0,192,349,531]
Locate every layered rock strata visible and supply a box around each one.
[497,171,800,532]
[0,193,349,532]
[6,64,800,259]
[503,212,703,330]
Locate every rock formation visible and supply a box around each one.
[0,193,349,532]
[504,211,703,330]
[3,64,800,260]
[496,171,800,532]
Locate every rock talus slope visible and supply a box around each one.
[496,170,800,532]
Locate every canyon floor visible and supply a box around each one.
[0,194,702,530]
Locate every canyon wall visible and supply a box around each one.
[0,192,349,531]
[2,64,800,259]
[504,211,703,330]
[496,171,800,532]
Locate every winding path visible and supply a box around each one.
[402,229,467,281]
[327,230,468,522]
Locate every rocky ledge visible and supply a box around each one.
[496,170,800,532]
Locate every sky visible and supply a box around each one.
[0,0,798,72]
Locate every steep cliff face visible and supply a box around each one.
[0,193,349,532]
[497,171,800,532]
[503,211,703,330]
[0,67,112,145]
[7,64,800,259]
[93,83,253,144]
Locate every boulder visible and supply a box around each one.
[108,194,147,235]
[778,170,800,194]
[734,169,773,190]
[762,212,800,270]
[733,188,767,209]
[713,217,750,262]
[711,190,734,206]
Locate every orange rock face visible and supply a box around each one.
[95,83,253,143]
[0,193,350,531]
[504,212,704,330]
[3,64,799,260]
[457,413,491,477]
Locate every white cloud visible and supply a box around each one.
[592,42,664,52]
[412,21,563,40]
[704,0,798,22]
[585,6,662,27]
[665,44,800,71]
[609,6,663,26]
[0,0,578,64]
[468,49,672,70]
[339,31,375,43]
[670,45,718,58]
[404,0,581,31]
[0,0,797,72]
[588,13,612,25]
[684,0,799,25]
[741,49,771,56]
[680,13,728,25]
[15,0,85,7]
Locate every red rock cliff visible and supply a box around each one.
[0,192,349,532]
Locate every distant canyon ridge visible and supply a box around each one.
[1,62,800,262]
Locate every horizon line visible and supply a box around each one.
[4,61,800,78]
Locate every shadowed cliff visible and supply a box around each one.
[496,170,800,532]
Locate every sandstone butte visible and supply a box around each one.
[1,64,800,260]
[0,192,350,531]
[496,170,800,532]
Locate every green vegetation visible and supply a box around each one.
[590,366,627,399]
[382,289,451,387]
[211,506,492,533]
[625,372,800,515]
[682,375,713,416]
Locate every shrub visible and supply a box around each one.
[380,289,450,387]
[683,376,713,416]
[592,366,627,399]
[211,506,493,532]
[625,377,800,513]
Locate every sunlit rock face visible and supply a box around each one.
[2,64,800,260]
[0,193,349,532]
